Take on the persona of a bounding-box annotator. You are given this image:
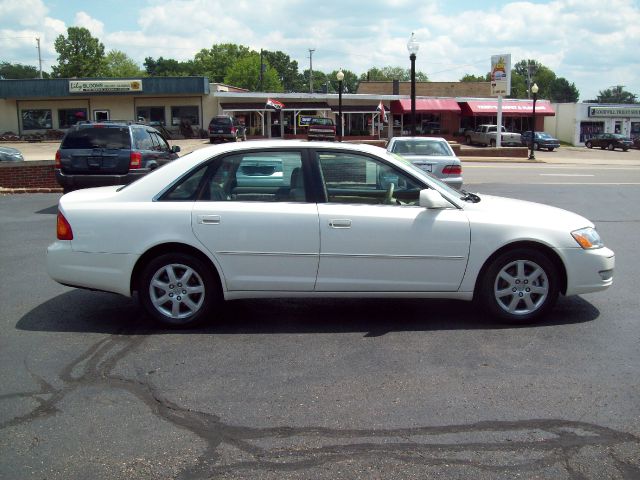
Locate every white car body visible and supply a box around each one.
[47,140,614,326]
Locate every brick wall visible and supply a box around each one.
[0,161,61,192]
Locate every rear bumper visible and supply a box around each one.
[209,133,237,140]
[55,169,150,189]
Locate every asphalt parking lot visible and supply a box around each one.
[1,152,639,479]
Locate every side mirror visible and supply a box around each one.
[419,189,451,209]
[172,145,181,153]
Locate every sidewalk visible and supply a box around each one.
[2,140,640,166]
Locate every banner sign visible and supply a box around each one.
[490,54,511,97]
[589,106,640,117]
[69,80,143,93]
[298,114,315,127]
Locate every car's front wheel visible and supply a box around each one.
[139,253,220,328]
[478,248,559,324]
[586,141,593,148]
[608,143,615,151]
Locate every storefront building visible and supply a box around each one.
[545,103,640,146]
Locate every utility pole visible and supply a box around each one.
[259,49,264,91]
[308,48,315,93]
[36,37,43,79]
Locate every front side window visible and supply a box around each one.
[22,109,52,130]
[58,108,88,128]
[317,152,421,206]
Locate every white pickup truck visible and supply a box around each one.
[465,125,522,147]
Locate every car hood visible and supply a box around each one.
[462,194,593,232]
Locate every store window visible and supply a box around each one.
[580,121,604,143]
[21,109,52,130]
[171,106,199,126]
[58,108,88,128]
[137,106,165,124]
[630,122,640,140]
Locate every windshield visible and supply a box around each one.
[391,139,453,156]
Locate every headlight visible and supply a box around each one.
[571,227,603,249]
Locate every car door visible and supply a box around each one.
[190,149,320,292]
[314,150,470,292]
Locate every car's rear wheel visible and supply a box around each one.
[465,136,472,145]
[586,141,593,148]
[534,142,540,150]
[547,147,554,151]
[608,143,615,151]
[623,147,629,152]
[139,253,220,328]
[478,248,559,324]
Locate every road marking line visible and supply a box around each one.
[538,174,595,177]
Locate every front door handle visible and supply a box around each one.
[197,214,221,225]
[329,219,351,229]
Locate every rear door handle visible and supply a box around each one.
[197,214,221,225]
[329,219,351,229]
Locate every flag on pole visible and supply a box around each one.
[376,101,387,122]
[266,98,285,110]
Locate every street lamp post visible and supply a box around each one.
[528,83,539,160]
[407,33,419,137]
[336,70,344,142]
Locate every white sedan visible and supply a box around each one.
[47,140,614,327]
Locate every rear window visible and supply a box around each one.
[61,127,131,149]
[310,118,334,126]
[210,117,232,126]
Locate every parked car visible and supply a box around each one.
[47,140,614,328]
[632,137,640,150]
[55,121,181,193]
[520,131,561,151]
[0,146,24,161]
[386,137,462,189]
[307,117,336,141]
[585,133,633,151]
[208,116,246,143]
[465,125,521,147]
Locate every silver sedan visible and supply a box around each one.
[387,137,462,189]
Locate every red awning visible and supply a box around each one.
[461,100,555,117]
[391,98,461,114]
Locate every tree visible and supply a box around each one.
[0,61,49,79]
[194,43,252,83]
[143,56,197,77]
[549,77,579,103]
[51,27,105,78]
[359,66,428,82]
[261,50,303,92]
[460,73,489,82]
[103,50,144,77]
[595,85,638,104]
[327,69,359,94]
[224,54,282,92]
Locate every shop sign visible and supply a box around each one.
[490,54,511,97]
[298,115,315,127]
[588,106,640,118]
[69,80,143,93]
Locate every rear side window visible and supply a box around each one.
[61,128,131,149]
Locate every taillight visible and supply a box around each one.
[57,211,73,240]
[129,151,142,169]
[442,165,462,175]
[230,127,237,134]
[55,150,61,168]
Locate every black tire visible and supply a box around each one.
[139,253,221,328]
[209,138,215,144]
[547,147,554,151]
[607,143,614,151]
[489,139,496,147]
[585,141,593,148]
[478,248,559,324]
[623,147,628,152]
[534,142,540,151]
[465,136,472,145]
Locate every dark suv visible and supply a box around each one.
[208,116,246,143]
[55,121,180,192]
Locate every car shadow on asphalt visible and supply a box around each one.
[16,289,601,336]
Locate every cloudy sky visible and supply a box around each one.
[1,0,639,101]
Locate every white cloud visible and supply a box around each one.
[74,11,104,37]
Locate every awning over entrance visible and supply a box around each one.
[460,100,555,117]
[219,102,330,112]
[390,98,461,114]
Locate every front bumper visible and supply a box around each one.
[560,246,615,296]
